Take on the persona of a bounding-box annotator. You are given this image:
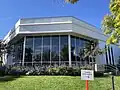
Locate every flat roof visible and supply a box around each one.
[3,16,107,43]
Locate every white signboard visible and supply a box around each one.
[81,70,94,80]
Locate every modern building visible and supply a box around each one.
[2,16,120,68]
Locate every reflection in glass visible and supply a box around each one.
[25,37,33,65]
[33,37,42,64]
[60,35,68,66]
[71,36,75,64]
[71,35,94,67]
[51,36,59,66]
[76,37,80,62]
[12,38,23,65]
[42,36,50,65]
[11,35,97,67]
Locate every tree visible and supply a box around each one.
[0,41,3,65]
[0,40,11,65]
[0,40,6,65]
[82,41,107,70]
[65,0,79,4]
[102,0,120,45]
[60,45,69,61]
[83,41,106,59]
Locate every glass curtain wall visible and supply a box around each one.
[12,38,24,65]
[24,35,68,66]
[71,36,76,65]
[51,36,59,66]
[71,35,95,67]
[60,36,69,66]
[11,35,96,67]
[33,36,42,65]
[25,37,33,66]
[42,36,50,66]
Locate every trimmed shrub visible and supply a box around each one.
[0,65,105,77]
[47,67,81,76]
[48,68,57,75]
[65,67,74,76]
[56,67,67,75]
[73,68,81,76]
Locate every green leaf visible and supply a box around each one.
[106,38,111,45]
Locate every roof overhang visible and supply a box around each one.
[3,16,107,44]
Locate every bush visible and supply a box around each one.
[48,68,57,75]
[65,67,74,76]
[73,68,81,76]
[0,65,105,77]
[56,67,67,75]
[47,67,81,76]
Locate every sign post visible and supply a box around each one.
[86,80,88,90]
[81,70,94,90]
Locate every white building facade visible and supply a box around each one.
[2,16,120,68]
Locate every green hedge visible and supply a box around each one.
[0,65,105,77]
[48,67,81,76]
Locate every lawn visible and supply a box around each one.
[0,76,120,90]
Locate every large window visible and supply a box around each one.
[12,38,23,65]
[33,36,42,65]
[76,37,80,62]
[71,36,76,64]
[11,35,97,67]
[24,35,69,66]
[79,39,85,66]
[51,36,59,66]
[60,35,68,66]
[42,36,50,65]
[71,35,94,66]
[25,37,33,65]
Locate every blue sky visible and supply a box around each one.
[0,0,110,39]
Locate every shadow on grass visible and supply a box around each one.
[94,75,110,78]
[0,76,21,82]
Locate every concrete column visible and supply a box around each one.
[50,36,52,66]
[22,36,26,66]
[68,35,71,67]
[41,36,43,66]
[32,37,34,66]
[59,35,61,66]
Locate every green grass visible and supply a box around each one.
[0,76,120,90]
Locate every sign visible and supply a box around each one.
[81,70,94,80]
